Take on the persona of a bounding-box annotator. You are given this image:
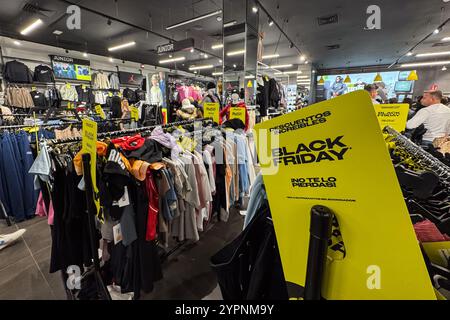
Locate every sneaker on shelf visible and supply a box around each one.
[0,229,26,251]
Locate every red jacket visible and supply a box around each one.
[219,102,249,131]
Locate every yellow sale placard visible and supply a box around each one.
[374,103,409,132]
[130,106,139,121]
[82,119,102,222]
[229,107,246,124]
[204,102,220,123]
[253,91,435,299]
[95,105,106,119]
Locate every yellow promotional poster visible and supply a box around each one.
[130,106,139,121]
[75,65,92,81]
[422,242,450,268]
[82,119,102,222]
[95,105,106,119]
[203,102,220,123]
[229,107,246,124]
[253,90,435,299]
[374,103,409,132]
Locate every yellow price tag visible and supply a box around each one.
[82,119,102,222]
[229,107,246,124]
[95,105,106,119]
[66,83,71,89]
[31,86,37,91]
[108,92,113,97]
[82,84,87,90]
[203,102,220,123]
[374,104,409,132]
[130,106,139,121]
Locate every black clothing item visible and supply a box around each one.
[47,87,62,108]
[3,60,33,83]
[123,88,137,104]
[33,65,55,83]
[211,202,289,300]
[123,139,162,163]
[141,104,163,126]
[268,78,280,109]
[75,85,95,105]
[108,96,122,118]
[206,82,216,91]
[141,78,146,91]
[135,89,146,102]
[30,90,47,108]
[223,118,245,130]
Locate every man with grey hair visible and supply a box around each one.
[406,90,450,143]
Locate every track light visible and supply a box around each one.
[189,65,214,70]
[107,19,112,26]
[20,18,43,35]
[108,41,136,52]
[268,19,274,26]
[83,52,88,57]
[166,10,222,30]
[434,28,441,34]
[252,7,258,13]
[109,57,114,62]
[262,54,280,59]
[416,51,450,57]
[212,43,224,50]
[300,55,306,62]
[212,72,223,76]
[400,60,450,67]
[227,49,245,56]
[406,51,413,56]
[159,56,186,64]
[224,20,237,28]
[269,64,293,69]
[13,40,21,46]
[443,66,448,71]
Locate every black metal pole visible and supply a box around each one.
[304,205,334,300]
[81,153,111,300]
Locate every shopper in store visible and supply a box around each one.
[364,84,380,104]
[406,90,450,145]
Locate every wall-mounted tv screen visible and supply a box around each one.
[50,55,91,81]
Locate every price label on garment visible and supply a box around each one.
[82,84,87,90]
[113,223,123,245]
[374,103,409,132]
[130,106,139,121]
[95,105,106,119]
[66,83,71,89]
[203,102,220,124]
[229,107,246,124]
[254,90,435,300]
[31,86,37,91]
[82,119,102,222]
[108,92,113,97]
[118,92,122,98]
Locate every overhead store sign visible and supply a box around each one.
[157,38,195,54]
[254,91,435,299]
[118,71,144,86]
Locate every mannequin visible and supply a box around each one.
[219,92,249,130]
[231,93,240,105]
[202,82,221,105]
[150,74,163,106]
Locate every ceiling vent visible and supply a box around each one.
[318,14,338,26]
[22,3,55,17]
[326,44,340,50]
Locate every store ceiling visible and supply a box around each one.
[0,0,449,76]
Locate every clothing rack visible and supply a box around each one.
[0,117,134,130]
[383,126,450,184]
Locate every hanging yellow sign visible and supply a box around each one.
[130,106,139,121]
[203,102,220,123]
[94,105,106,119]
[374,103,409,132]
[247,80,253,88]
[253,91,435,299]
[229,107,246,124]
[82,119,102,222]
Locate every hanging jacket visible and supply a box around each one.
[33,65,55,83]
[135,89,146,102]
[110,96,123,118]
[3,60,33,83]
[123,88,137,104]
[30,90,47,108]
[92,72,110,89]
[4,87,34,108]
[75,85,95,105]
[219,102,249,131]
[109,73,120,90]
[59,84,78,101]
[268,78,280,109]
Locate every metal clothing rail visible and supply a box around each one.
[0,117,134,130]
[383,126,450,184]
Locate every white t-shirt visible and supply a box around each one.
[406,103,450,141]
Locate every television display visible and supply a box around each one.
[50,55,91,81]
[394,81,413,92]
[316,70,416,101]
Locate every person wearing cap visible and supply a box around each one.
[202,82,221,105]
[176,98,202,120]
[406,90,450,144]
[364,84,380,104]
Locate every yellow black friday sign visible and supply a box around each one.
[253,91,435,299]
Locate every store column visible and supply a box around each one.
[222,0,259,106]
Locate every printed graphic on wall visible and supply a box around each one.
[253,90,435,299]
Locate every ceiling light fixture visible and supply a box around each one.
[109,57,114,62]
[434,28,441,34]
[212,72,223,76]
[83,52,88,57]
[269,64,293,69]
[166,10,223,30]
[252,7,258,13]
[20,18,43,35]
[275,70,303,75]
[297,75,309,79]
[233,64,237,68]
[204,54,209,58]
[300,55,306,62]
[189,64,214,70]
[406,51,413,56]
[108,41,136,52]
[268,19,274,27]
[224,20,237,28]
[400,60,450,67]
[443,66,448,71]
[245,75,255,79]
[159,56,186,64]
[13,40,21,46]
[442,37,450,42]
[190,48,195,53]
[219,59,223,63]
[169,54,173,58]
[416,51,450,57]
[53,30,63,35]
[262,54,280,59]
[212,43,223,50]
[304,60,309,64]
[227,49,246,56]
